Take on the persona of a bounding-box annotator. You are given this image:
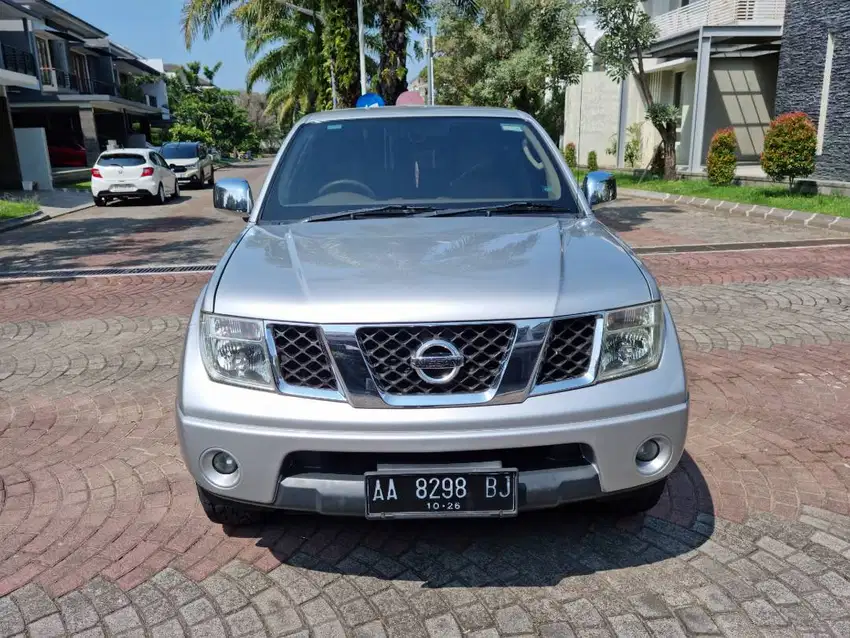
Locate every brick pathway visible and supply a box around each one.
[2,189,850,635]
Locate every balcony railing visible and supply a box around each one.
[0,43,37,77]
[40,67,74,89]
[652,0,786,42]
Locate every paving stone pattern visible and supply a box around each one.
[2,185,850,635]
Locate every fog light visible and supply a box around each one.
[636,439,660,463]
[212,451,238,475]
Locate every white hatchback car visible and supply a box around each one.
[91,149,179,207]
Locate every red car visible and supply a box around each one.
[48,142,88,167]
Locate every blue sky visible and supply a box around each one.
[51,0,428,92]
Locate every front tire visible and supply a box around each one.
[599,478,667,516]
[171,179,180,200]
[196,485,269,526]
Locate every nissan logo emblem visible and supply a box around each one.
[409,339,465,385]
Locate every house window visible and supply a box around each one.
[72,53,90,92]
[817,32,835,156]
[35,36,52,84]
[673,72,684,108]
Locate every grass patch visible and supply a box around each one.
[69,180,91,190]
[574,170,850,218]
[0,198,39,219]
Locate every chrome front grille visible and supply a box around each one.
[536,315,597,385]
[356,324,516,395]
[269,324,337,391]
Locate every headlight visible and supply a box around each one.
[598,302,663,381]
[200,313,274,389]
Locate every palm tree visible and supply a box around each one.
[181,0,479,110]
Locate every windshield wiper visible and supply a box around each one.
[303,204,437,223]
[420,201,578,218]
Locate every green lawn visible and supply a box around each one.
[574,169,850,218]
[69,180,91,190]
[0,198,39,220]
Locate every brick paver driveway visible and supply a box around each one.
[2,178,850,637]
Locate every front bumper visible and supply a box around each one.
[175,167,201,182]
[177,297,689,515]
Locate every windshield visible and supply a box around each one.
[96,153,146,167]
[258,115,578,223]
[160,144,198,160]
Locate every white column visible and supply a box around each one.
[687,30,712,172]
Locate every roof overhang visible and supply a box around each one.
[647,24,784,59]
[0,0,38,20]
[15,0,106,38]
[35,26,84,43]
[115,57,161,76]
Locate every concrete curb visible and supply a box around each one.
[619,188,850,234]
[0,200,95,233]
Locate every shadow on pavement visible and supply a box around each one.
[0,215,227,272]
[229,452,713,589]
[595,202,692,235]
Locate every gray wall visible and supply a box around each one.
[775,0,850,181]
[704,54,778,163]
[0,19,32,53]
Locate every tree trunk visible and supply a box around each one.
[378,0,408,105]
[660,122,678,180]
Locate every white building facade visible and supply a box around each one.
[564,0,785,172]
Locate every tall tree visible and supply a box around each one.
[434,0,585,139]
[579,0,680,179]
[166,62,256,151]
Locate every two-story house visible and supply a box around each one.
[565,0,785,174]
[0,0,169,178]
[0,0,40,189]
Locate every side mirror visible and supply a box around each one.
[582,171,617,209]
[214,178,253,215]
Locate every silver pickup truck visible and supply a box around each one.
[177,106,689,525]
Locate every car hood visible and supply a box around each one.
[212,216,654,324]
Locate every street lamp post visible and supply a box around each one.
[357,0,367,95]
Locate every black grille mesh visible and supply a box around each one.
[269,324,337,390]
[536,316,597,385]
[357,324,515,395]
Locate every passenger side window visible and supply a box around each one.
[198,146,207,159]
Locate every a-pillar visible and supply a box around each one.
[0,87,23,190]
[687,30,712,172]
[79,106,99,166]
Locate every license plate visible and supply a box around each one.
[111,184,134,191]
[365,468,517,519]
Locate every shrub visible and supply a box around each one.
[706,127,738,185]
[624,122,642,168]
[587,150,598,172]
[605,135,618,157]
[564,142,577,170]
[760,112,817,188]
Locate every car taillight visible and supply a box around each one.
[91,168,102,178]
[141,167,154,177]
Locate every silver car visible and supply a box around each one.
[177,106,688,525]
